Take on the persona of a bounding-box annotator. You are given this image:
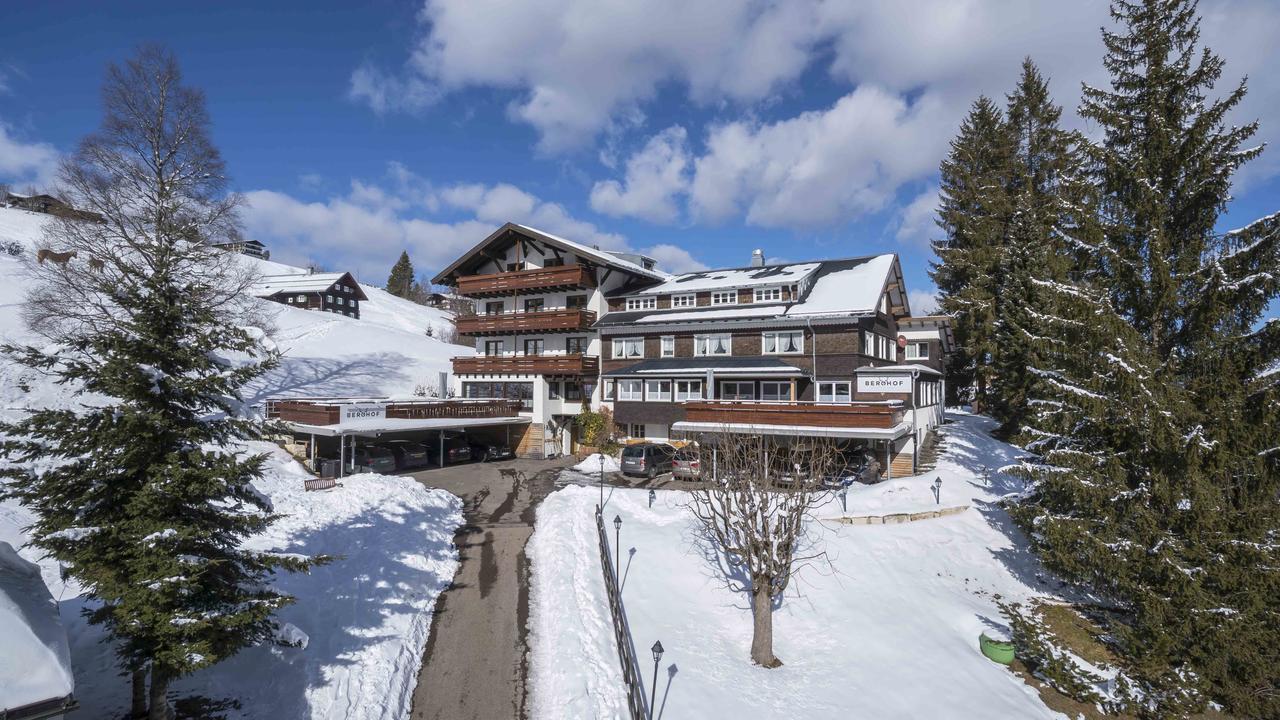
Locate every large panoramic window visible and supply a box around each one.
[618,379,643,401]
[762,330,803,354]
[818,381,852,403]
[720,381,754,400]
[694,334,732,356]
[626,296,657,311]
[645,379,672,401]
[613,337,644,359]
[675,380,702,401]
[760,381,791,401]
[711,290,737,305]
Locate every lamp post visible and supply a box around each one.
[649,640,664,720]
[648,488,656,508]
[613,515,623,585]
[840,485,848,513]
[933,476,942,505]
[600,452,605,508]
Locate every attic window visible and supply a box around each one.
[671,294,695,307]
[626,297,657,311]
[753,287,782,302]
[711,290,737,305]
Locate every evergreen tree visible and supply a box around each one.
[386,250,415,298]
[0,46,318,719]
[930,96,1013,412]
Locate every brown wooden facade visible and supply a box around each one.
[452,353,600,376]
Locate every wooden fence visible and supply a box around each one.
[595,505,650,720]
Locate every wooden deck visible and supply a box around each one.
[455,308,596,336]
[451,353,600,376]
[454,265,595,298]
[681,400,905,429]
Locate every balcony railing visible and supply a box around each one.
[454,265,596,298]
[456,308,596,336]
[681,400,905,429]
[452,353,600,376]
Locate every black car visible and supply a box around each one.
[352,444,396,474]
[620,443,676,479]
[426,432,473,465]
[381,439,431,470]
[469,441,514,462]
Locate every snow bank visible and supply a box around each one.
[0,542,74,711]
[529,413,1065,719]
[571,453,620,475]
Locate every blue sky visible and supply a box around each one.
[2,0,1279,316]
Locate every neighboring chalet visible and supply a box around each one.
[597,250,951,477]
[212,237,270,260]
[1,192,101,222]
[432,223,668,458]
[253,272,368,319]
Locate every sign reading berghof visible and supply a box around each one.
[341,403,387,422]
[856,374,911,394]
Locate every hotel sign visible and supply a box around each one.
[341,403,387,422]
[856,373,911,394]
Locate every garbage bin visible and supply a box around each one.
[319,459,340,478]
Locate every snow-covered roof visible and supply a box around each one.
[252,272,367,299]
[784,255,897,318]
[627,261,821,296]
[0,542,75,710]
[855,363,942,376]
[432,222,669,285]
[636,305,784,323]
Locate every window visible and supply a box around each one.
[485,301,504,315]
[626,296,657,311]
[695,334,732,356]
[566,294,588,309]
[565,381,582,401]
[506,262,525,272]
[524,298,544,312]
[350,300,357,310]
[337,297,345,306]
[524,339,544,355]
[864,332,892,360]
[295,294,305,303]
[675,380,702,401]
[905,341,929,360]
[671,294,696,308]
[660,336,675,358]
[720,381,754,400]
[879,293,889,313]
[484,340,504,356]
[754,287,782,302]
[863,332,874,356]
[566,337,589,354]
[613,337,644,359]
[818,381,852,403]
[711,290,737,305]
[645,380,672,401]
[543,257,565,267]
[628,423,646,439]
[604,379,615,400]
[618,380,643,401]
[762,330,803,354]
[548,381,562,400]
[326,294,334,303]
[761,381,791,401]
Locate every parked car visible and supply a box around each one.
[352,444,397,474]
[426,432,473,465]
[620,443,676,479]
[672,448,702,479]
[469,440,514,462]
[381,439,431,470]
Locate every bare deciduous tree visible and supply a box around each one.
[686,432,841,667]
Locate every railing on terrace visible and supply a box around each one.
[451,353,600,376]
[456,308,597,336]
[595,505,650,720]
[681,399,906,428]
[454,264,596,298]
[265,397,524,426]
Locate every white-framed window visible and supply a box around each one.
[694,334,732,356]
[863,332,874,356]
[818,381,852,403]
[905,341,929,360]
[762,330,803,354]
[295,294,305,303]
[711,290,738,305]
[618,380,643,401]
[326,294,334,303]
[645,379,672,401]
[720,381,754,400]
[660,336,675,357]
[612,337,645,359]
[761,381,791,401]
[754,286,782,302]
[337,297,345,306]
[626,296,657,311]
[350,300,358,310]
[628,423,646,439]
[675,379,703,401]
[671,294,696,308]
[604,379,615,400]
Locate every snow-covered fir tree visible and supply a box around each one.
[0,46,319,720]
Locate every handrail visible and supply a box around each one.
[595,505,650,720]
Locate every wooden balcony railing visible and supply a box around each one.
[681,400,905,429]
[452,353,600,376]
[454,265,596,298]
[456,309,596,336]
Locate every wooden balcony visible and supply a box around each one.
[452,353,600,376]
[681,400,905,429]
[454,265,596,298]
[456,309,596,336]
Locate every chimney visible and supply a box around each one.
[751,249,764,267]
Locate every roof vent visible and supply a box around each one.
[750,249,765,267]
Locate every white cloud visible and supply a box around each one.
[0,121,59,190]
[909,288,939,315]
[642,243,707,274]
[589,126,690,223]
[895,186,940,247]
[434,182,626,250]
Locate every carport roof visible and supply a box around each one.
[283,415,530,438]
[671,420,913,440]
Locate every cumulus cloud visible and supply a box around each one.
[589,126,690,223]
[895,186,941,247]
[909,288,940,315]
[0,121,60,190]
[642,243,707,274]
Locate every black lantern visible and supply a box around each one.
[648,488,656,508]
[649,640,664,719]
[613,515,623,585]
[933,476,943,505]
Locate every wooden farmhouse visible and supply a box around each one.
[253,272,368,319]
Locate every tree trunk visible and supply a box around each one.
[131,667,147,718]
[147,665,170,720]
[750,583,781,668]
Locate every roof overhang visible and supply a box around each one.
[672,420,913,440]
[431,222,667,285]
[855,364,942,377]
[282,415,530,438]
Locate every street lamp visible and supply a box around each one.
[613,515,623,585]
[600,452,606,508]
[648,488,656,508]
[839,485,848,513]
[933,476,942,505]
[649,640,664,719]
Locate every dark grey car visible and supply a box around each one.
[352,445,397,474]
[620,443,676,479]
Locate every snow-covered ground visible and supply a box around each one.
[528,411,1067,719]
[0,205,469,718]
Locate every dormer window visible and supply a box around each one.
[626,297,657,311]
[671,294,696,308]
[711,290,737,305]
[754,287,782,302]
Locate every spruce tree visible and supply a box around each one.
[0,46,317,719]
[930,96,1013,412]
[386,250,415,298]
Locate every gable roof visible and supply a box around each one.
[616,260,822,296]
[252,271,368,300]
[431,222,669,285]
